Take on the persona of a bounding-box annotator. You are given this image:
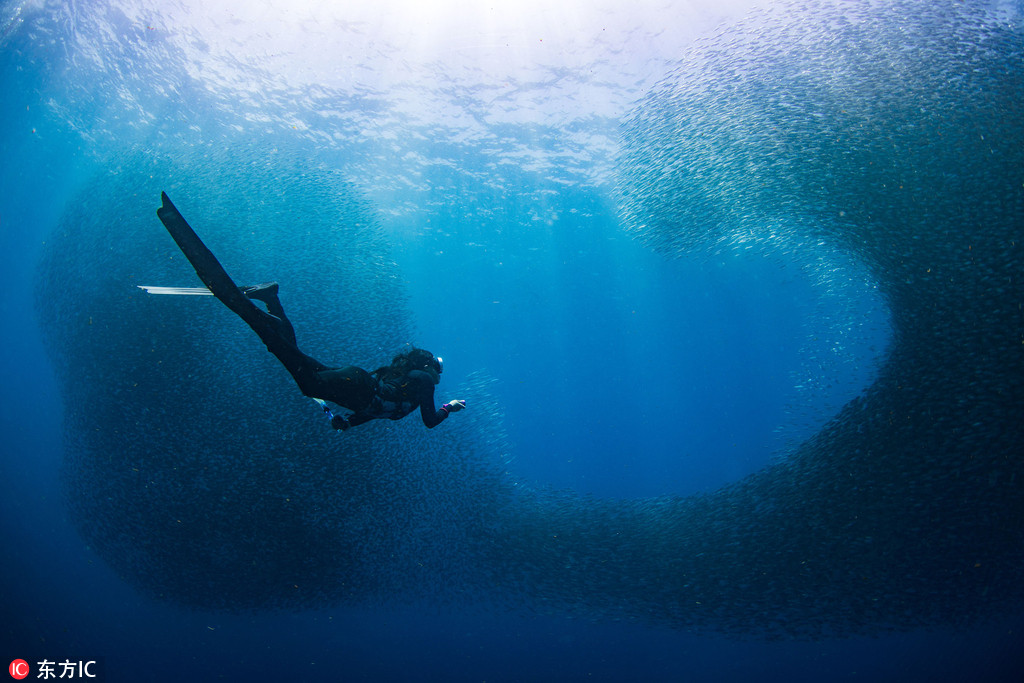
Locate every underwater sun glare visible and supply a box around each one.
[115,0,760,94]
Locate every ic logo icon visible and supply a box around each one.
[8,660,30,680]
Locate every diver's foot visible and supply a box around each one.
[242,282,279,302]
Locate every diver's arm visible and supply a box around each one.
[410,371,465,429]
[345,412,375,428]
[416,374,449,428]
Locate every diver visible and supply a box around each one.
[241,283,464,430]
[155,192,466,431]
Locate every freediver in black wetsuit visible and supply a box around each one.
[240,282,462,430]
[156,192,466,431]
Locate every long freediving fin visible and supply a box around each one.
[156,192,254,315]
[137,285,215,296]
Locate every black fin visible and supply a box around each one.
[156,192,255,316]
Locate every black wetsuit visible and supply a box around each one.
[249,293,448,428]
[156,193,449,429]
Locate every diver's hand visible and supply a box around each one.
[331,415,350,431]
[443,400,466,413]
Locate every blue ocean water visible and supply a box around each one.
[2,0,1023,681]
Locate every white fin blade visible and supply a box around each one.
[137,285,214,296]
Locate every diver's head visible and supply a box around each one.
[402,347,442,384]
[423,353,443,384]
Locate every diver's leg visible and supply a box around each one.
[157,193,329,397]
[242,282,297,346]
[241,307,329,394]
[221,303,372,411]
[238,308,375,411]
